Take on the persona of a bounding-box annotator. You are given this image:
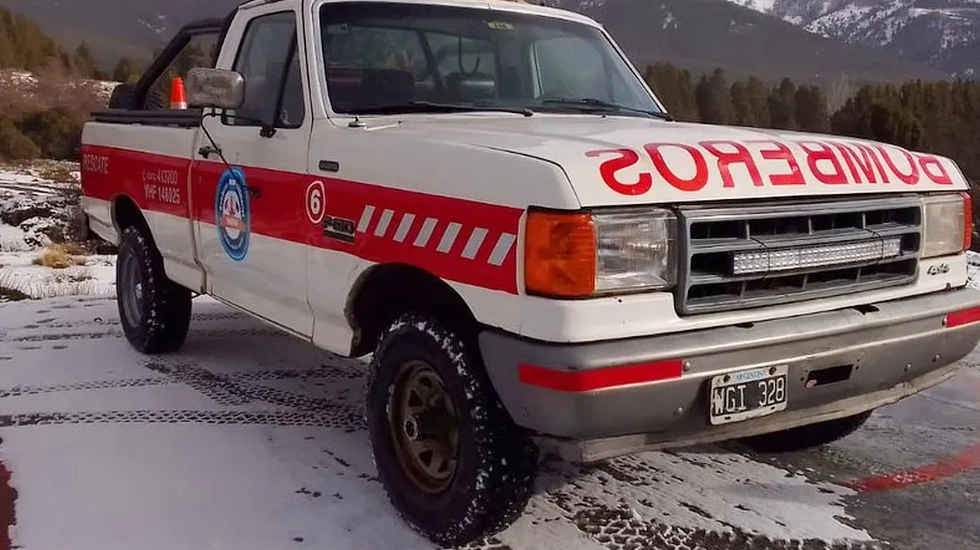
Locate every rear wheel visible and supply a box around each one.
[117,226,192,354]
[742,411,873,453]
[366,313,537,546]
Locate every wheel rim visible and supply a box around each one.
[120,253,144,327]
[388,361,460,494]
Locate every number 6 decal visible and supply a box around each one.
[306,180,326,224]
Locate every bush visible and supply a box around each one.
[0,117,40,160]
[17,107,83,160]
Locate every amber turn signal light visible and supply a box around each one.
[525,211,596,297]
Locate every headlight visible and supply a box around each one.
[524,208,676,297]
[594,209,676,292]
[922,192,972,258]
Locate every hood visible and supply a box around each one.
[372,115,969,207]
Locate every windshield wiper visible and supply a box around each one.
[349,101,534,117]
[541,98,673,121]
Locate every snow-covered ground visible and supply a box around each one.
[0,297,881,550]
[0,163,116,301]
[0,70,118,103]
[0,252,115,299]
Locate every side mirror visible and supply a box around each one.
[186,68,245,110]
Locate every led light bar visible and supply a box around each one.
[733,238,903,275]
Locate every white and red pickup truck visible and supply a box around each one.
[81,0,980,544]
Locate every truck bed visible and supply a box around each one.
[91,109,202,128]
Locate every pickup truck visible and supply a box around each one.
[81,0,980,544]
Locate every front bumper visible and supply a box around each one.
[479,287,980,462]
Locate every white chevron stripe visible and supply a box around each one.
[356,205,375,233]
[393,213,416,242]
[414,218,439,247]
[488,233,517,266]
[362,206,514,268]
[437,223,462,253]
[462,228,489,260]
[374,209,395,237]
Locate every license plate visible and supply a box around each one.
[709,366,789,425]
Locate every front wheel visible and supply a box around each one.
[366,313,537,546]
[117,225,192,354]
[742,411,873,453]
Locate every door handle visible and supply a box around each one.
[247,186,262,199]
[198,145,221,159]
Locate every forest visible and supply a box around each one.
[645,63,979,185]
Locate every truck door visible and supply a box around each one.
[192,6,314,336]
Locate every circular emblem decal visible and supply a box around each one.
[306,180,326,224]
[215,168,250,262]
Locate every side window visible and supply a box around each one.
[229,12,306,128]
[145,33,219,110]
[533,36,605,100]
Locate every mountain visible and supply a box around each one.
[545,0,944,81]
[726,0,980,77]
[0,0,240,65]
[0,0,947,82]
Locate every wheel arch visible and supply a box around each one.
[345,263,477,357]
[112,194,153,243]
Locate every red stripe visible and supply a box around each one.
[81,145,522,294]
[947,306,980,328]
[81,145,192,219]
[518,361,683,392]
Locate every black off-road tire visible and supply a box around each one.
[742,411,873,453]
[108,83,138,109]
[117,226,192,354]
[366,313,537,546]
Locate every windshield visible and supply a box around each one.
[319,2,664,117]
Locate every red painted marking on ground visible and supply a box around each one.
[0,451,15,550]
[848,441,980,492]
[849,375,980,492]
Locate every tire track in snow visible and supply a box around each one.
[0,377,172,398]
[0,299,892,549]
[2,326,290,344]
[0,409,363,430]
[519,452,882,550]
[20,310,248,331]
[0,360,366,431]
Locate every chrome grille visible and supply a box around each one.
[678,196,922,315]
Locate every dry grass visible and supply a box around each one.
[37,163,77,183]
[32,242,87,269]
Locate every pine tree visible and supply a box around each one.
[795,85,829,132]
[746,76,770,128]
[645,62,698,121]
[768,78,797,130]
[112,57,141,83]
[730,81,751,126]
[696,68,733,124]
[0,7,63,70]
[73,42,99,79]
